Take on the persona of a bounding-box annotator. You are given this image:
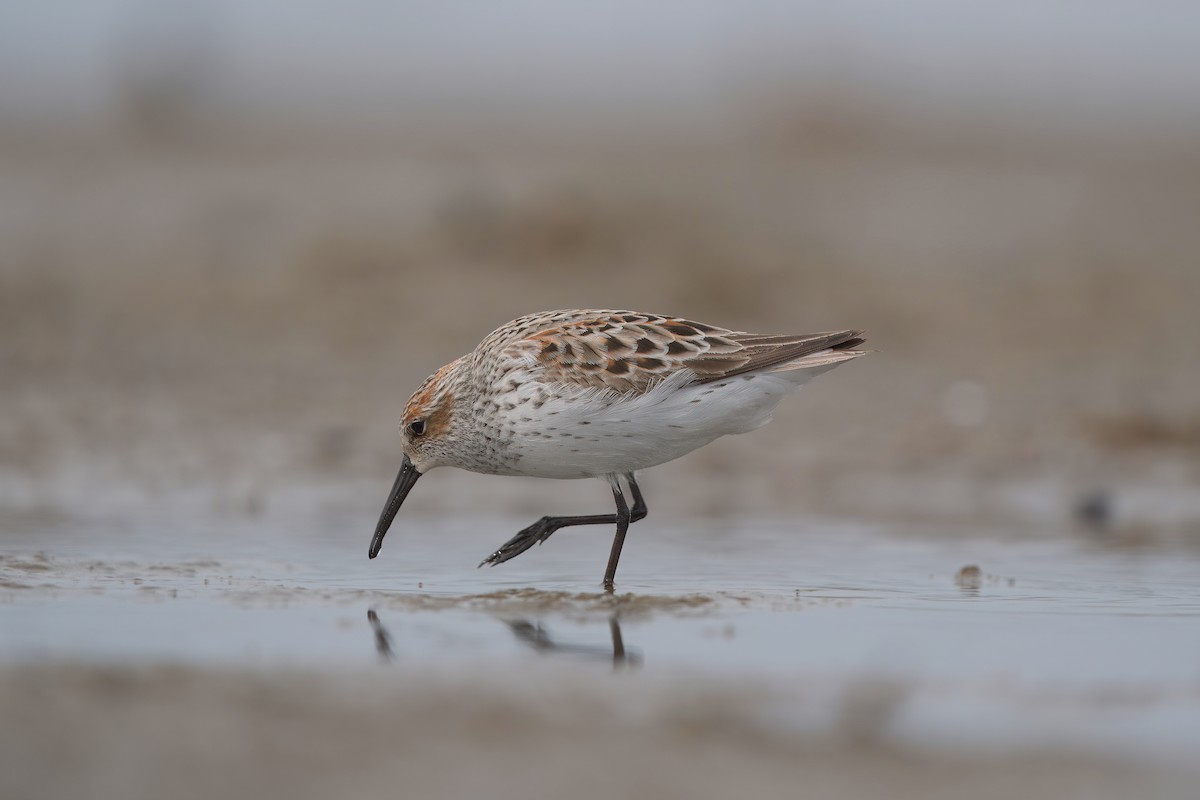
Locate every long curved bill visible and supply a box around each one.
[369,455,422,559]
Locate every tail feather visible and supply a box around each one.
[769,347,868,376]
[765,330,870,380]
[693,329,868,385]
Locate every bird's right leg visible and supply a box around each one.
[478,474,647,569]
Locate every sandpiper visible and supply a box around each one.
[369,309,868,589]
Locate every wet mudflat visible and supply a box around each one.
[2,504,1199,799]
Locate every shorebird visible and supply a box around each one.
[369,310,868,589]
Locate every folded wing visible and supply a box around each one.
[497,310,867,394]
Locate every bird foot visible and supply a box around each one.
[478,516,561,568]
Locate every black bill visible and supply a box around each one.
[368,455,421,559]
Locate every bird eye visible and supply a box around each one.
[408,419,427,437]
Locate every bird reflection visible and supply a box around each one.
[365,608,640,669]
[505,616,641,669]
[366,608,395,662]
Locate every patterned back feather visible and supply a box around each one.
[485,310,865,395]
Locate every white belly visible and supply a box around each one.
[501,371,805,479]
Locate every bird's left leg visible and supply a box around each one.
[479,474,647,574]
[601,482,630,591]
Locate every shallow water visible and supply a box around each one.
[3,506,1199,766]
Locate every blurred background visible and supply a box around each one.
[2,0,1199,536]
[4,5,1200,799]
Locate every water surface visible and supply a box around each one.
[3,508,1198,764]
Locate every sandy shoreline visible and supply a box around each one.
[2,663,1195,800]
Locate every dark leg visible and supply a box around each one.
[626,474,647,523]
[602,483,630,591]
[478,474,648,579]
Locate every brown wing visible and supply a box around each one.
[495,310,865,394]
